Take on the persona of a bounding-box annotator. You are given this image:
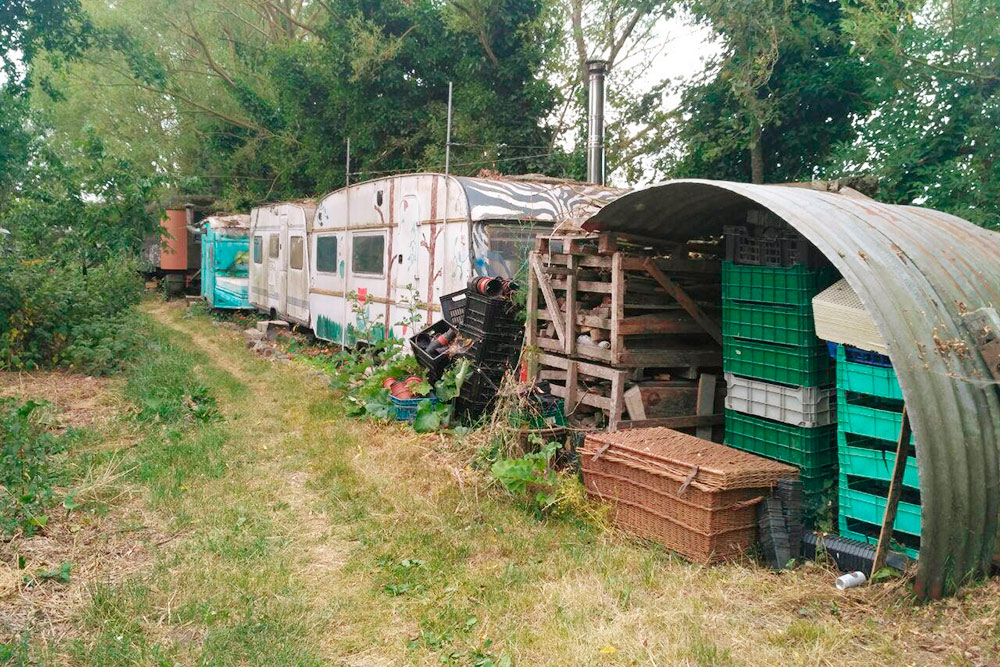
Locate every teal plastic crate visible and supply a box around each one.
[722,262,838,306]
[838,481,922,537]
[722,300,819,346]
[836,345,903,400]
[838,517,920,560]
[837,431,919,489]
[837,391,914,443]
[724,338,834,387]
[725,410,836,468]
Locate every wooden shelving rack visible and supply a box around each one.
[526,232,725,432]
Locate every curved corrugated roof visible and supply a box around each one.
[584,179,1000,598]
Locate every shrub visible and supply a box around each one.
[0,253,144,374]
[0,399,68,536]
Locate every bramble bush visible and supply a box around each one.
[0,253,145,374]
[0,399,69,536]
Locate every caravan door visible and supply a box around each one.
[277,212,289,317]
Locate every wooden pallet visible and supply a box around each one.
[536,353,723,432]
[526,233,723,369]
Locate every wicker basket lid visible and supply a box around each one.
[582,427,797,491]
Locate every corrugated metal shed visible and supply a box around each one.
[584,179,1000,598]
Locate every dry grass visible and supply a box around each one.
[3,301,999,666]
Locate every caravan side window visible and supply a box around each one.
[315,236,337,273]
[268,234,279,259]
[289,236,304,270]
[253,236,263,264]
[351,233,385,276]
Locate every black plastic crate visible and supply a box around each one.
[410,319,457,382]
[458,335,523,371]
[800,532,910,573]
[463,292,522,335]
[724,225,824,268]
[440,289,468,326]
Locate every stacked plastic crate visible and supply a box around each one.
[832,346,921,557]
[721,212,839,524]
[811,279,921,558]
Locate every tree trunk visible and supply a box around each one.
[750,119,765,184]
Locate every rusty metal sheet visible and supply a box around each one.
[584,179,1000,598]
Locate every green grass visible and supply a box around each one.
[4,301,1000,666]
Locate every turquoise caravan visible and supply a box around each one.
[200,214,252,309]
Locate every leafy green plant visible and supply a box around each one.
[0,399,68,536]
[490,439,560,517]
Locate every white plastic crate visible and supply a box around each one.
[812,279,887,354]
[724,373,836,427]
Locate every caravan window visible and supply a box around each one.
[268,235,279,259]
[289,236,304,270]
[253,236,263,264]
[316,236,338,273]
[351,233,385,276]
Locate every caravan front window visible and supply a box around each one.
[253,236,263,264]
[478,222,551,279]
[351,233,385,276]
[290,236,304,270]
[268,235,279,259]
[316,235,337,273]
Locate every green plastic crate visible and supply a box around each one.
[838,517,920,559]
[838,481,922,537]
[725,410,836,468]
[837,391,914,443]
[836,345,903,400]
[724,338,834,387]
[722,262,838,306]
[722,300,819,346]
[837,431,919,489]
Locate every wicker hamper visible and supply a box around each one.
[581,427,798,564]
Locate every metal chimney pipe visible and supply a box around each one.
[586,59,608,185]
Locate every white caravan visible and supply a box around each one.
[248,201,317,325]
[307,173,621,345]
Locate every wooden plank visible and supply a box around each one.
[526,251,539,379]
[616,348,723,368]
[531,254,566,344]
[872,407,913,578]
[538,353,624,381]
[623,256,721,275]
[538,352,569,370]
[617,313,704,336]
[549,383,612,411]
[611,252,625,368]
[623,385,646,421]
[617,414,725,430]
[643,258,724,346]
[543,253,614,269]
[565,254,578,356]
[550,279,612,294]
[695,373,718,440]
[537,337,566,354]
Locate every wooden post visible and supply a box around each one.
[610,252,624,365]
[564,360,578,417]
[526,251,539,380]
[565,254,578,356]
[609,369,626,431]
[871,407,912,578]
[695,373,718,440]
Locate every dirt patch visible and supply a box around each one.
[0,371,120,430]
[0,503,171,643]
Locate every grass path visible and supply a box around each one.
[6,300,1000,665]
